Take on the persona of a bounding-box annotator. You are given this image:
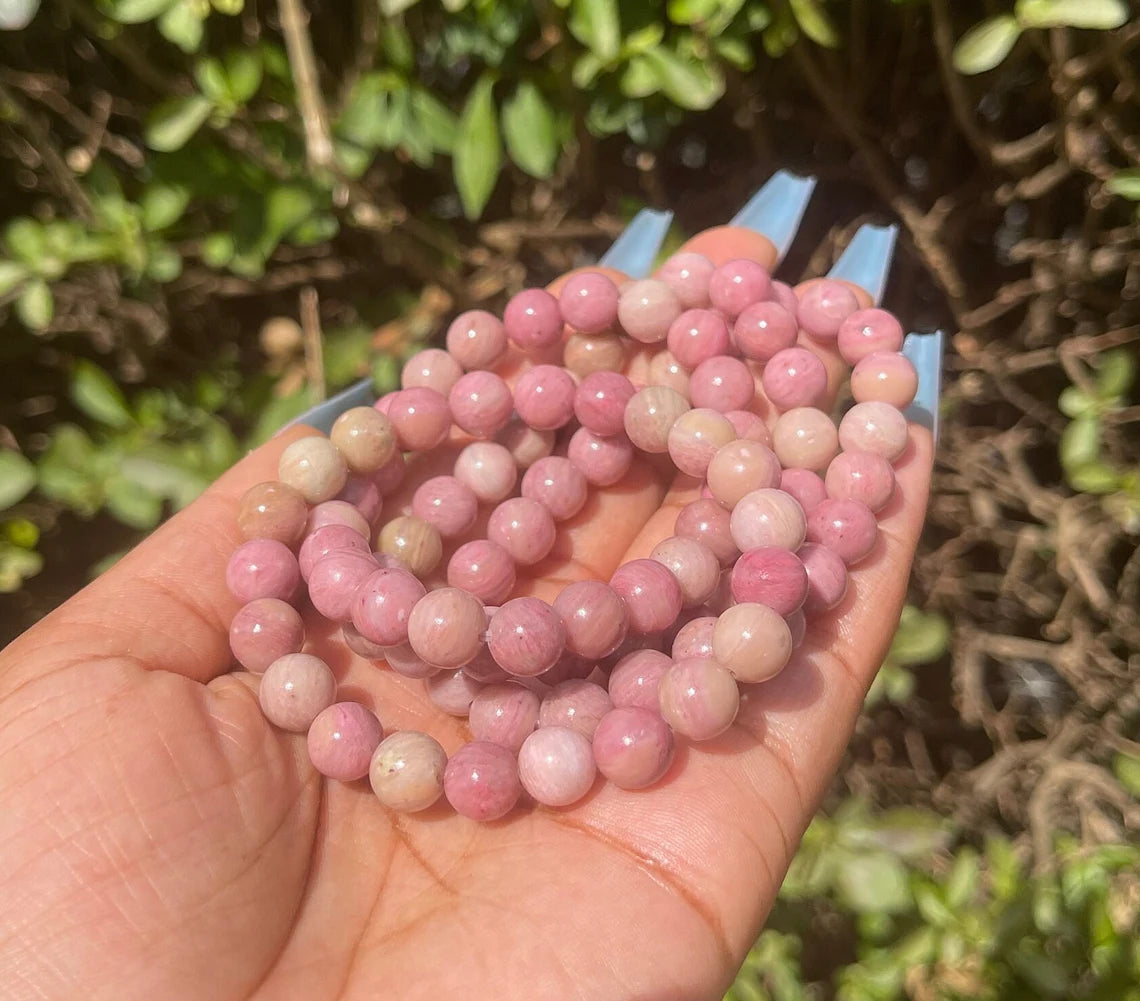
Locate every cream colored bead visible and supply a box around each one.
[377,515,443,578]
[278,435,348,504]
[330,406,398,474]
[623,386,690,454]
[564,331,627,377]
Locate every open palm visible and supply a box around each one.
[0,227,933,1001]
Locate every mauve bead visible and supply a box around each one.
[278,436,348,504]
[650,536,720,607]
[377,516,443,578]
[731,547,809,615]
[447,540,516,605]
[618,278,682,343]
[574,371,636,437]
[408,587,486,668]
[383,641,440,679]
[733,301,798,362]
[667,408,736,478]
[797,280,860,341]
[462,641,513,684]
[599,630,666,673]
[658,657,740,741]
[608,649,672,711]
[554,580,628,659]
[536,648,592,687]
[667,308,730,369]
[779,468,828,516]
[559,271,620,334]
[851,351,918,409]
[787,609,806,648]
[426,667,485,715]
[539,679,613,738]
[762,347,829,411]
[307,702,384,781]
[373,392,397,416]
[469,684,540,751]
[504,288,563,351]
[237,481,308,546]
[838,401,909,461]
[308,549,378,622]
[351,567,426,646]
[372,452,406,495]
[671,615,717,660]
[444,741,521,820]
[518,726,597,807]
[624,385,690,454]
[514,365,577,431]
[229,598,304,673]
[299,524,370,580]
[725,410,772,445]
[307,499,370,539]
[799,542,849,613]
[370,731,447,812]
[568,427,634,486]
[402,348,462,395]
[593,706,675,789]
[730,488,807,552]
[689,355,755,413]
[707,440,781,510]
[806,498,878,565]
[446,309,508,370]
[772,407,840,471]
[825,450,896,512]
[522,456,588,521]
[226,539,301,604]
[330,407,398,475]
[455,441,517,502]
[657,251,715,308]
[497,418,556,468]
[488,497,556,565]
[388,387,451,451]
[342,622,387,660]
[259,653,337,732]
[611,558,684,634]
[712,603,792,683]
[412,475,479,539]
[448,371,514,438]
[647,349,692,398]
[337,475,383,523]
[708,258,771,318]
[488,597,565,677]
[675,497,738,566]
[837,308,904,365]
[564,330,626,377]
[769,280,800,318]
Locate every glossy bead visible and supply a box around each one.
[708,258,771,318]
[443,741,522,820]
[307,499,371,539]
[278,435,348,504]
[667,408,736,478]
[383,641,440,679]
[237,481,308,546]
[568,427,634,486]
[671,615,717,660]
[446,309,508,370]
[469,684,541,751]
[647,349,691,398]
[307,702,384,781]
[667,308,730,369]
[573,371,636,437]
[299,524,370,582]
[337,475,383,523]
[733,301,798,363]
[797,280,860,341]
[769,280,800,317]
[772,407,840,471]
[447,540,516,605]
[806,498,878,565]
[618,278,682,343]
[706,440,781,510]
[731,547,809,616]
[761,347,828,411]
[504,287,563,351]
[611,559,684,634]
[341,622,387,660]
[402,348,462,395]
[799,543,849,613]
[514,365,577,431]
[454,441,517,503]
[372,452,406,495]
[825,450,896,512]
[412,475,479,539]
[259,653,337,732]
[650,536,720,607]
[497,418,556,468]
[376,515,443,577]
[308,549,378,622]
[624,386,690,454]
[779,468,828,516]
[658,657,740,740]
[351,567,426,646]
[487,497,556,565]
[592,707,675,789]
[712,603,792,683]
[488,597,565,677]
[836,308,904,365]
[851,351,918,408]
[730,488,806,552]
[535,648,592,687]
[370,731,447,812]
[786,609,806,648]
[559,271,620,334]
[330,407,398,475]
[229,598,304,673]
[657,251,715,308]
[675,497,738,565]
[387,387,451,451]
[689,355,755,412]
[608,649,673,711]
[426,667,485,715]
[725,410,772,445]
[226,538,300,604]
[522,456,588,521]
[517,726,596,807]
[408,587,486,668]
[563,330,626,377]
[461,640,513,685]
[553,580,628,659]
[838,402,909,461]
[538,679,613,739]
[448,371,513,439]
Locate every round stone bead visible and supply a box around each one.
[573,371,636,437]
[611,559,684,635]
[730,488,807,552]
[538,679,613,739]
[712,603,792,683]
[836,308,904,365]
[462,640,512,685]
[647,350,692,398]
[608,649,672,711]
[226,538,301,604]
[851,351,918,408]
[383,641,440,680]
[658,657,740,741]
[667,408,736,478]
[825,450,896,512]
[671,615,716,660]
[307,702,384,782]
[838,402,909,461]
[675,497,738,565]
[568,427,634,486]
[772,407,840,471]
[444,741,522,821]
[708,258,771,318]
[376,515,443,578]
[229,597,304,673]
[513,365,577,432]
[307,499,371,538]
[411,475,479,539]
[469,684,541,751]
[497,418,556,469]
[330,407,398,475]
[387,387,451,451]
[535,648,592,687]
[559,271,620,334]
[797,280,860,341]
[408,587,487,668]
[522,456,589,521]
[733,301,798,362]
[761,347,829,411]
[488,597,565,677]
[454,441,517,503]
[504,287,563,351]
[337,474,384,523]
[401,348,462,395]
[298,523,370,581]
[487,497,556,565]
[370,731,447,812]
[617,278,682,344]
[799,542,849,613]
[667,308,730,369]
[592,707,675,790]
[518,726,597,807]
[786,609,806,648]
[372,452,406,495]
[448,371,514,439]
[769,280,800,318]
[689,355,755,413]
[308,549,378,622]
[564,330,626,377]
[806,498,878,565]
[446,309,508,370]
[426,667,485,715]
[657,251,715,308]
[447,540,516,606]
[779,468,828,516]
[707,440,781,510]
[237,481,308,546]
[373,392,396,416]
[731,547,809,616]
[259,653,337,732]
[553,580,628,660]
[278,435,348,504]
[341,622,387,660]
[351,567,427,646]
[624,386,690,454]
[724,410,772,445]
[650,536,720,607]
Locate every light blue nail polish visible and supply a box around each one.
[828,223,898,306]
[902,329,943,445]
[283,376,374,435]
[598,208,674,279]
[729,170,817,264]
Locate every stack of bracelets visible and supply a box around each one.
[225,250,918,822]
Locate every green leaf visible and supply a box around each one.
[666,0,722,25]
[145,94,214,151]
[1068,461,1122,494]
[5,218,46,267]
[4,517,39,549]
[263,184,316,246]
[887,605,950,665]
[1060,414,1101,471]
[622,22,665,55]
[158,1,205,52]
[952,15,1021,75]
[501,83,558,179]
[200,231,234,267]
[37,425,101,515]
[223,48,263,103]
[1015,0,1128,30]
[338,73,407,150]
[1058,385,1095,418]
[0,545,43,594]
[1107,169,1140,201]
[0,260,28,295]
[715,34,755,70]
[141,183,190,232]
[411,89,458,153]
[914,882,956,927]
[638,45,724,110]
[105,0,178,23]
[104,477,163,530]
[622,56,660,98]
[378,0,420,13]
[835,851,912,914]
[1095,347,1136,399]
[0,451,36,511]
[568,0,621,62]
[453,75,502,220]
[788,0,839,47]
[944,847,979,909]
[16,278,52,330]
[146,244,183,282]
[71,359,134,428]
[572,52,605,89]
[194,57,232,105]
[1113,753,1140,798]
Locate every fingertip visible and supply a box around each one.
[669,226,779,270]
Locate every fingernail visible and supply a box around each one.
[599,208,675,279]
[281,376,375,436]
[902,329,943,446]
[729,170,817,264]
[827,223,898,306]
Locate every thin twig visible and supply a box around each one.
[277,0,335,173]
[299,286,325,403]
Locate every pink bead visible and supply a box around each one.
[599,630,666,673]
[308,549,378,622]
[373,391,397,416]
[298,524,370,581]
[708,258,772,318]
[787,609,806,648]
[412,475,479,539]
[447,540,516,605]
[388,387,451,451]
[351,567,427,646]
[733,301,798,363]
[568,426,634,486]
[610,558,684,634]
[454,441,517,503]
[762,347,828,411]
[259,653,336,732]
[372,452,406,495]
[671,615,716,660]
[426,667,485,715]
[650,536,720,607]
[836,308,904,365]
[592,706,675,789]
[618,278,682,343]
[725,409,772,445]
[559,271,620,334]
[799,543,849,613]
[504,287,563,351]
[487,497,556,565]
[496,418,556,468]
[535,648,592,687]
[806,498,879,565]
[658,657,740,741]
[675,497,738,565]
[624,386,691,454]
[779,468,828,516]
[768,280,800,318]
[408,587,487,668]
[514,364,577,431]
[337,474,384,523]
[553,580,628,659]
[342,622,387,660]
[657,251,715,308]
[772,407,840,472]
[608,649,672,711]
[522,456,588,521]
[731,547,808,615]
[825,450,896,512]
[443,741,521,820]
[469,683,541,751]
[226,538,300,604]
[488,596,565,677]
[689,355,755,412]
[573,371,635,437]
[851,351,918,409]
[712,603,792,682]
[797,280,860,341]
[448,371,514,438]
[306,500,370,539]
[729,488,807,551]
[706,440,781,510]
[538,679,613,739]
[838,402,909,461]
[229,598,304,673]
[307,702,384,781]
[462,638,512,684]
[518,726,597,807]
[446,309,508,370]
[402,348,462,395]
[667,309,730,369]
[667,408,736,478]
[383,640,439,679]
